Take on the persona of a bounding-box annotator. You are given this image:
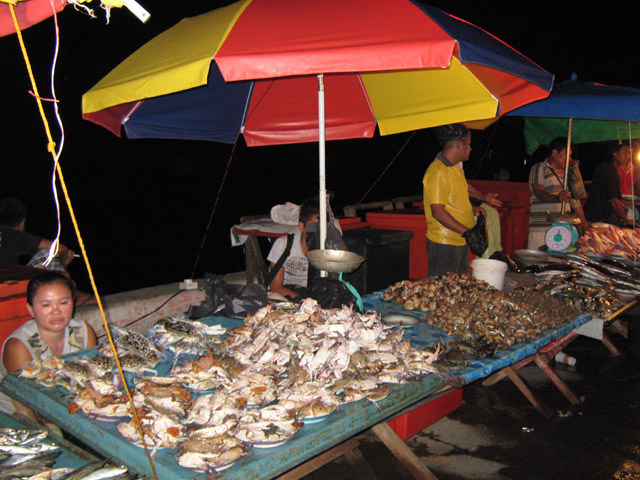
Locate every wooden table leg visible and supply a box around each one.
[601,331,622,357]
[344,446,379,480]
[503,366,554,418]
[275,438,363,480]
[482,355,535,386]
[533,354,581,405]
[371,423,439,480]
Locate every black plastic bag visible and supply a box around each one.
[462,213,488,257]
[188,273,267,319]
[307,277,359,310]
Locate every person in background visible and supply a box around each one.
[0,198,95,305]
[266,200,320,300]
[616,142,639,197]
[0,271,97,423]
[528,137,589,230]
[584,142,634,226]
[422,123,501,277]
[0,198,75,268]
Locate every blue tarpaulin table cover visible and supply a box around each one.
[0,291,595,479]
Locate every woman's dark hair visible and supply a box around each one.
[27,271,76,306]
[0,198,28,228]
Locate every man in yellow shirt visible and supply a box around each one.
[423,124,495,277]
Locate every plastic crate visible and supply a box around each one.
[0,281,30,348]
[387,388,463,440]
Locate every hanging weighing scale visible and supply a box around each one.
[544,215,580,252]
[306,249,365,311]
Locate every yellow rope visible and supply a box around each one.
[8,5,158,479]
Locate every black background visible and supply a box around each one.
[1,1,638,294]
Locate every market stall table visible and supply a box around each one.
[0,315,448,480]
[0,288,608,479]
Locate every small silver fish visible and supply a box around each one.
[26,468,76,480]
[0,442,59,455]
[76,465,128,480]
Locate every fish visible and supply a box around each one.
[56,460,107,480]
[73,465,128,480]
[25,467,76,480]
[0,442,59,455]
[0,464,52,479]
[0,450,61,467]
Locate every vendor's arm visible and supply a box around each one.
[532,184,571,203]
[36,239,76,266]
[573,204,590,231]
[430,204,469,235]
[2,339,38,421]
[468,184,503,208]
[610,198,633,225]
[268,264,301,300]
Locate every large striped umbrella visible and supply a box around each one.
[82,0,554,245]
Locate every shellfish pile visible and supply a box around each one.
[384,274,579,350]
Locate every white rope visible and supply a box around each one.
[42,0,65,268]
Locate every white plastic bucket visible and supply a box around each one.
[470,258,508,290]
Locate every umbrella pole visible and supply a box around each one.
[629,123,636,229]
[561,118,573,215]
[318,74,328,252]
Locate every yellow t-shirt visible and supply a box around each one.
[423,155,474,246]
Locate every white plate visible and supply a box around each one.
[251,438,290,449]
[382,313,419,325]
[180,458,240,473]
[300,413,332,424]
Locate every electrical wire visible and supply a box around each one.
[96,289,187,337]
[356,131,416,205]
[190,141,237,279]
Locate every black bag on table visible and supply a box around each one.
[188,273,267,319]
[307,277,359,310]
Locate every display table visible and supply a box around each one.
[0,291,617,479]
[0,315,447,480]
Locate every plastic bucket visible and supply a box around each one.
[470,259,508,290]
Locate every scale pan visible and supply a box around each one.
[307,249,365,273]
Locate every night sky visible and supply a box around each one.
[1,1,639,294]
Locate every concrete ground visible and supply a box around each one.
[304,330,640,480]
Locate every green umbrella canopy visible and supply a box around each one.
[524,118,640,155]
